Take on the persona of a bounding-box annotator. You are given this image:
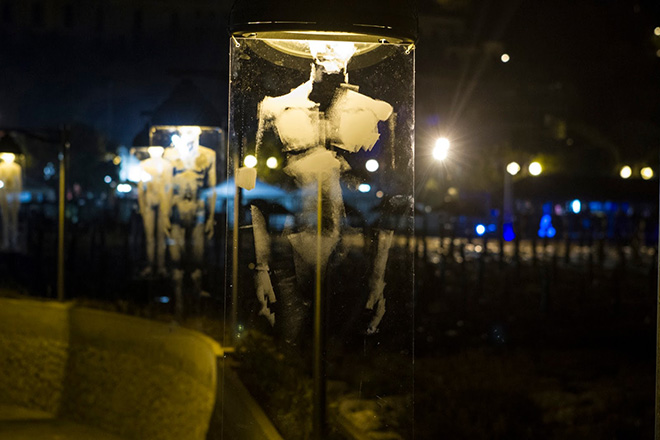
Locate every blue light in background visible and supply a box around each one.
[503,223,515,242]
[488,224,497,232]
[570,199,581,214]
[589,201,603,212]
[540,214,552,228]
[538,214,555,238]
[475,224,486,236]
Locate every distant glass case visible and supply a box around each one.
[228,36,415,438]
[111,125,226,310]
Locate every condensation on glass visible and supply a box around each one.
[227,36,415,438]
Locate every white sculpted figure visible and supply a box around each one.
[251,43,395,340]
[137,146,173,277]
[164,127,217,317]
[0,153,22,251]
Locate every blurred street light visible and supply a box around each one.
[506,161,521,176]
[641,166,654,180]
[654,27,660,36]
[570,199,582,214]
[528,161,543,176]
[500,53,510,63]
[365,159,379,172]
[266,157,278,169]
[244,154,257,168]
[433,137,450,161]
[620,165,632,179]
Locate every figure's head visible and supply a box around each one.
[171,126,202,158]
[1,153,15,164]
[147,146,164,159]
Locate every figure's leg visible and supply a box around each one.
[273,237,309,353]
[190,222,205,314]
[366,229,394,334]
[155,206,167,276]
[169,224,185,318]
[8,198,19,251]
[0,197,8,250]
[141,205,156,275]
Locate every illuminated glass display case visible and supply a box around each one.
[227,1,417,438]
[123,125,225,314]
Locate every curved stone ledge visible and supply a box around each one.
[0,298,221,440]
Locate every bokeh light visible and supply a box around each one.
[528,161,542,176]
[365,159,379,172]
[620,165,632,179]
[244,155,257,168]
[506,161,521,176]
[641,167,654,180]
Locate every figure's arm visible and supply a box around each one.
[366,229,394,334]
[251,205,276,326]
[205,152,217,239]
[15,165,22,193]
[137,177,147,217]
[161,167,174,236]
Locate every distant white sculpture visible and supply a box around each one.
[165,126,217,317]
[137,146,173,277]
[0,153,22,251]
[251,43,395,339]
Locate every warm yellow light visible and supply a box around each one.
[266,157,278,169]
[620,165,632,179]
[113,156,122,165]
[244,155,258,168]
[501,53,510,63]
[641,167,654,180]
[1,153,15,163]
[262,36,381,59]
[433,137,450,161]
[506,161,521,176]
[528,161,542,176]
[309,41,357,73]
[147,146,164,158]
[654,27,660,36]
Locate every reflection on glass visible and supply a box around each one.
[0,153,22,251]
[137,146,173,277]
[161,126,217,317]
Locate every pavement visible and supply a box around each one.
[0,404,125,440]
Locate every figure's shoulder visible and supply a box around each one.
[260,80,316,117]
[198,145,216,159]
[163,147,179,161]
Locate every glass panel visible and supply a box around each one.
[0,133,59,297]
[63,125,225,315]
[228,37,415,439]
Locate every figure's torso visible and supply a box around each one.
[140,158,173,205]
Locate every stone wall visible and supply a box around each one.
[0,299,222,440]
[0,299,70,414]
